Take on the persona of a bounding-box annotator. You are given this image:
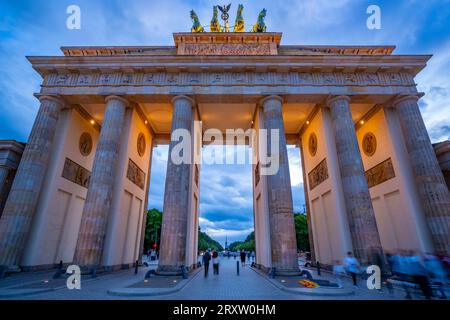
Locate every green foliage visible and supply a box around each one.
[228,231,255,251]
[294,213,310,251]
[198,227,223,251]
[227,214,310,253]
[144,208,162,253]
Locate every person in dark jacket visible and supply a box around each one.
[240,250,246,267]
[203,250,211,277]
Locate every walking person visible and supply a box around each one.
[212,250,220,275]
[332,260,346,288]
[240,249,246,267]
[344,251,360,288]
[424,252,448,299]
[203,249,211,277]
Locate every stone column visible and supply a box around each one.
[261,95,299,275]
[394,95,450,255]
[73,95,128,268]
[157,95,194,275]
[327,95,383,262]
[0,95,64,270]
[0,166,9,194]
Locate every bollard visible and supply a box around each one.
[134,260,139,274]
[58,260,63,270]
[236,261,240,276]
[316,261,321,276]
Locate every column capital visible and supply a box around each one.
[171,95,196,106]
[105,95,130,107]
[326,95,351,107]
[392,93,424,107]
[36,94,66,107]
[259,95,283,106]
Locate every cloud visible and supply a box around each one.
[1,0,448,243]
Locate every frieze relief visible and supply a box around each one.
[365,158,396,188]
[308,158,329,191]
[45,71,415,88]
[126,159,146,190]
[61,158,91,188]
[182,43,273,56]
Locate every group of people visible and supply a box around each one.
[200,249,256,277]
[332,250,449,299]
[202,249,221,277]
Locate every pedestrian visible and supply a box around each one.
[240,249,246,267]
[424,252,448,299]
[150,249,157,261]
[344,251,360,288]
[369,246,392,294]
[203,249,211,277]
[407,250,433,299]
[212,250,220,275]
[332,260,346,288]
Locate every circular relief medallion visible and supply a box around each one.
[137,133,146,157]
[79,132,93,156]
[308,133,318,157]
[362,132,377,157]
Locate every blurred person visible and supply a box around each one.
[240,249,246,267]
[369,246,393,294]
[406,250,433,299]
[424,253,448,299]
[333,260,346,288]
[212,250,220,275]
[344,251,360,288]
[203,249,211,277]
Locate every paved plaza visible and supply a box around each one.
[0,258,436,300]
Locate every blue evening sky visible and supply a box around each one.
[1,0,449,245]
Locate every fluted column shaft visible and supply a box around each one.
[73,96,128,267]
[328,96,383,262]
[261,96,299,274]
[157,96,194,275]
[394,95,450,255]
[0,166,9,194]
[0,96,64,269]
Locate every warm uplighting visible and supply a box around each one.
[306,120,310,125]
[145,120,148,125]
[360,120,365,125]
[90,120,95,125]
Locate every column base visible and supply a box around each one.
[156,265,185,276]
[274,268,302,277]
[0,265,21,275]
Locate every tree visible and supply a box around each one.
[228,231,255,251]
[294,213,310,251]
[144,208,162,253]
[198,227,223,251]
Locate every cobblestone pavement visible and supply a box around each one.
[0,258,425,300]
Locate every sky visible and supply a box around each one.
[1,0,449,246]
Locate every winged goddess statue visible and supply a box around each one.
[218,3,232,32]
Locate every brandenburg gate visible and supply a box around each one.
[0,28,449,274]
